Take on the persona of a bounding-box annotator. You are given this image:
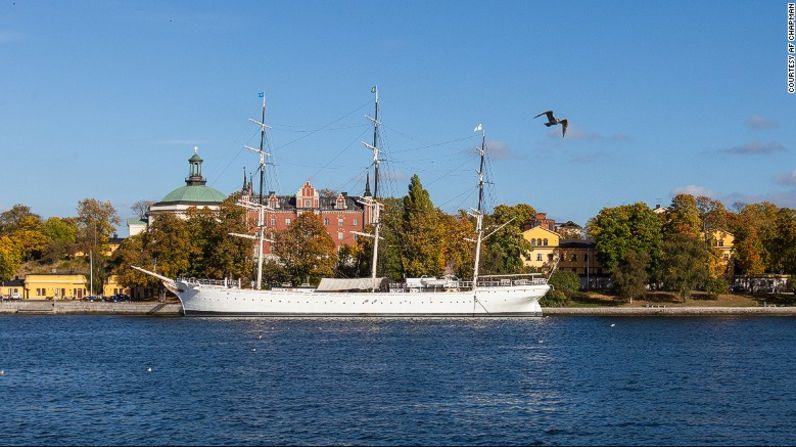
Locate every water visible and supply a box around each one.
[1,316,795,445]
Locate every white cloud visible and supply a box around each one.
[745,115,779,130]
[776,170,796,187]
[672,185,716,197]
[719,141,786,155]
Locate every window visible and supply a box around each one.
[537,238,542,246]
[719,240,724,247]
[531,239,536,246]
[304,199,311,208]
[572,254,577,262]
[536,254,543,261]
[324,218,329,225]
[548,254,554,261]
[338,232,344,240]
[338,217,344,225]
[270,218,276,226]
[543,238,548,246]
[285,218,291,225]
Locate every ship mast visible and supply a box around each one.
[231,92,274,290]
[471,123,486,292]
[355,86,383,280]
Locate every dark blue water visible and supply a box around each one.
[1,316,795,445]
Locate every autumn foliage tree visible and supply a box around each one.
[273,212,337,285]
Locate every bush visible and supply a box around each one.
[540,289,568,307]
[703,277,729,298]
[549,270,580,297]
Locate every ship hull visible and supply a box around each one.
[172,280,548,317]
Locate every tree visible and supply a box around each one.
[0,236,22,281]
[481,203,536,274]
[131,200,154,221]
[664,194,702,238]
[541,271,580,307]
[42,217,77,262]
[696,196,729,238]
[769,207,796,274]
[8,214,48,261]
[76,199,121,293]
[0,204,38,234]
[730,202,779,274]
[660,233,711,300]
[440,210,475,279]
[273,212,337,285]
[587,203,662,281]
[612,249,650,303]
[400,175,446,277]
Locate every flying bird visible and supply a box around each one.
[534,110,568,137]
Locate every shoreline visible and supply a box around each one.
[2,301,796,316]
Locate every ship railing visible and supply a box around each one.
[176,277,230,287]
[388,275,547,292]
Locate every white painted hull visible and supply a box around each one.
[172,280,548,317]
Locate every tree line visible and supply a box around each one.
[3,179,794,301]
[588,195,796,302]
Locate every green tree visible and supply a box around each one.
[400,175,446,277]
[612,249,650,303]
[660,233,711,300]
[769,207,796,274]
[664,194,702,238]
[273,212,337,285]
[541,271,580,307]
[481,203,536,274]
[42,217,78,262]
[587,203,662,282]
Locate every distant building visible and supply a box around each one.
[521,225,560,269]
[127,148,226,236]
[652,204,667,215]
[520,213,608,288]
[18,273,129,299]
[0,277,24,298]
[244,176,374,254]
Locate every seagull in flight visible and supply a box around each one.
[534,110,568,137]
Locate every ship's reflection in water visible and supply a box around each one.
[1,315,795,445]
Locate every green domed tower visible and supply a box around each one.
[148,147,227,220]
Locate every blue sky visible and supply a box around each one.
[1,0,794,232]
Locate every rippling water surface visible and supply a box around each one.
[1,315,795,445]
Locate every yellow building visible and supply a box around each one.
[1,277,25,299]
[103,275,130,297]
[557,240,605,276]
[521,225,560,269]
[24,274,88,300]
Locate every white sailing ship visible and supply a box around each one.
[133,88,549,316]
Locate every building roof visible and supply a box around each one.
[559,239,596,248]
[0,277,24,287]
[159,185,226,205]
[260,193,366,212]
[127,217,147,225]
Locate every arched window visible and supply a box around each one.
[531,239,536,246]
[543,238,548,246]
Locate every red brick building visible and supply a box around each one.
[243,179,374,255]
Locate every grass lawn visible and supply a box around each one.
[567,291,761,308]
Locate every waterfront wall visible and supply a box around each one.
[0,301,182,315]
[543,306,796,316]
[2,301,796,316]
